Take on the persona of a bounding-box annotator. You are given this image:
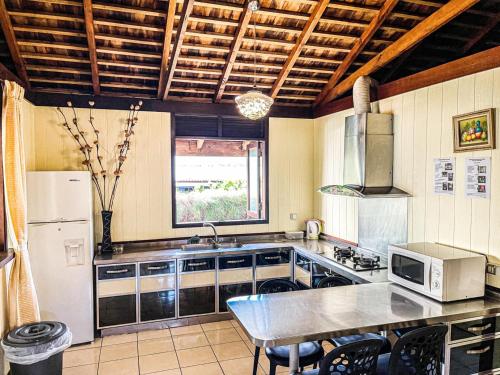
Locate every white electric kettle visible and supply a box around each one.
[305,219,322,240]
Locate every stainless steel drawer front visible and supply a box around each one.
[256,249,291,266]
[451,316,500,342]
[180,258,216,272]
[140,261,175,276]
[98,264,136,280]
[219,255,253,270]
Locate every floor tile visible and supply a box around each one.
[63,364,98,375]
[139,352,179,374]
[170,325,203,336]
[138,329,171,341]
[172,332,209,350]
[230,320,240,328]
[205,327,241,345]
[147,370,181,375]
[63,347,100,368]
[258,355,288,374]
[201,320,233,332]
[67,338,102,352]
[211,341,253,361]
[100,342,138,362]
[235,326,250,342]
[181,362,223,375]
[176,346,217,368]
[244,340,257,353]
[102,333,137,346]
[98,357,139,375]
[219,357,266,375]
[138,337,175,356]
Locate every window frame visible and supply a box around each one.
[170,114,270,228]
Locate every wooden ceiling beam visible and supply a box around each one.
[30,77,93,86]
[17,40,88,51]
[98,60,160,70]
[13,25,86,37]
[158,0,177,98]
[315,0,399,105]
[96,47,161,59]
[162,0,195,100]
[22,53,89,63]
[460,11,499,54]
[270,0,330,98]
[319,0,480,105]
[26,65,91,75]
[9,10,84,22]
[0,0,30,87]
[83,0,100,94]
[214,1,252,102]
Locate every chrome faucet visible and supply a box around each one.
[203,222,219,245]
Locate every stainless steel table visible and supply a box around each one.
[227,282,500,375]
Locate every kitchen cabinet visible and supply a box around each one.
[178,257,216,317]
[139,261,176,322]
[96,263,137,328]
[255,248,292,292]
[218,255,253,312]
[295,254,311,289]
[447,314,500,374]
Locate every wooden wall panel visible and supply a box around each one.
[314,67,500,287]
[27,108,314,242]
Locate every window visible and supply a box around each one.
[172,115,268,227]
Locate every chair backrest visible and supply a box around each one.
[317,275,352,288]
[388,325,448,375]
[258,279,299,294]
[317,338,383,375]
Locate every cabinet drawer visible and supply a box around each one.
[98,264,136,280]
[451,316,500,342]
[295,254,311,271]
[256,249,291,266]
[179,258,215,272]
[256,264,291,280]
[140,275,176,293]
[140,290,175,322]
[219,255,253,269]
[179,271,215,289]
[140,261,175,276]
[98,278,136,297]
[98,295,136,328]
[219,268,253,284]
[450,337,500,374]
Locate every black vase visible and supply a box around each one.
[101,210,113,254]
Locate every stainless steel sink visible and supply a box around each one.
[181,242,243,251]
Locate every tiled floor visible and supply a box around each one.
[62,320,335,375]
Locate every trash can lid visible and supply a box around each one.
[3,322,68,347]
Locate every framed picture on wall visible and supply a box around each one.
[453,108,495,152]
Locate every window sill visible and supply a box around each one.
[173,219,269,228]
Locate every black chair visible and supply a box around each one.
[376,325,448,375]
[317,278,392,354]
[302,338,384,375]
[252,279,324,375]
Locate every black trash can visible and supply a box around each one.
[2,321,71,375]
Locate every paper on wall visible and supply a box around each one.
[434,158,455,195]
[465,157,491,198]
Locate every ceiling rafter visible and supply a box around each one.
[214,0,252,102]
[83,0,100,94]
[318,0,481,106]
[460,11,499,55]
[158,0,177,98]
[315,0,400,105]
[162,0,195,101]
[0,0,30,87]
[269,0,331,98]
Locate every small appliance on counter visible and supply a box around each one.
[305,219,322,240]
[388,242,486,302]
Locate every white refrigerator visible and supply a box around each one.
[27,171,94,345]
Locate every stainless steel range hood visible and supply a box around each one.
[319,112,410,198]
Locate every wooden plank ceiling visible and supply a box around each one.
[0,0,497,109]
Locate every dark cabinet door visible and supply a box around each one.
[98,294,136,328]
[140,290,175,322]
[219,283,253,312]
[256,249,291,266]
[256,277,291,292]
[451,316,500,341]
[179,286,215,316]
[450,337,500,374]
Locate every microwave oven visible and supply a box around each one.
[388,242,486,302]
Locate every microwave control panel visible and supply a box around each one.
[430,261,443,298]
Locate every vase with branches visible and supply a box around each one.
[56,100,142,254]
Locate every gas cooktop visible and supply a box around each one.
[332,246,387,272]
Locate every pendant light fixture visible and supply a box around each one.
[235,0,273,120]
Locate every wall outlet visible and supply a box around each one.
[289,213,297,220]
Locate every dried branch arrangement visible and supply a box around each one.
[56,100,142,211]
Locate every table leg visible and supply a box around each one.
[289,344,300,374]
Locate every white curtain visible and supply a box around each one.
[2,80,40,328]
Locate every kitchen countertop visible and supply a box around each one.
[227,281,500,347]
[93,238,388,284]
